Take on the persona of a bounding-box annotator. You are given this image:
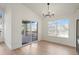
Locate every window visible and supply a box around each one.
[48,19,69,38]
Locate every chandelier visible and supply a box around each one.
[42,3,54,18]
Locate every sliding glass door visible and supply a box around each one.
[22,21,38,45]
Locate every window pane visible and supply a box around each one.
[57,19,69,38]
[31,22,37,31]
[48,21,57,36]
[27,23,31,31]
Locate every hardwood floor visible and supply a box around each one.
[0,40,77,55]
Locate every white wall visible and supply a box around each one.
[4,5,12,49]
[4,4,42,49]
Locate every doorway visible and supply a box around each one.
[22,21,38,45]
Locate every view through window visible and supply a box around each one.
[48,19,69,38]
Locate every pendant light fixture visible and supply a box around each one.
[42,3,54,18]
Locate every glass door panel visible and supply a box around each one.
[22,21,32,45]
[31,22,38,41]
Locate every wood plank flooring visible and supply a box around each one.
[0,40,77,55]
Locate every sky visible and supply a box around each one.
[56,18,69,25]
[50,18,70,25]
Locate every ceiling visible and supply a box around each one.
[0,3,79,19]
[23,3,79,18]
